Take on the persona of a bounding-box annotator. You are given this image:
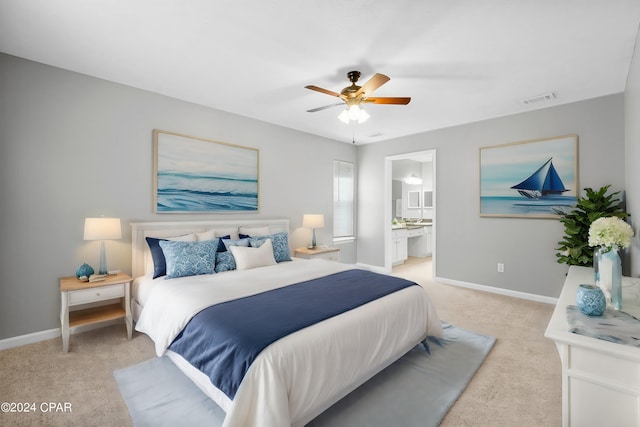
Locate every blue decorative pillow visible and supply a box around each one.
[200,234,230,252]
[222,238,250,251]
[146,237,169,279]
[159,239,218,279]
[215,252,237,272]
[249,232,291,263]
[146,234,196,278]
[215,235,232,252]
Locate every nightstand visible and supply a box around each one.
[295,246,341,261]
[59,272,132,352]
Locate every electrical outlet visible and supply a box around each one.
[497,263,504,273]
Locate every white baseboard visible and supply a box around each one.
[356,263,557,304]
[0,319,122,351]
[0,328,60,350]
[435,276,558,305]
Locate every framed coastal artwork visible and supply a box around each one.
[479,135,578,218]
[153,130,259,213]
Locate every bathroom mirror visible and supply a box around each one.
[407,191,421,208]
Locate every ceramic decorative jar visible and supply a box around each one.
[576,284,606,316]
[75,263,94,279]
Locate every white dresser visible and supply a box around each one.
[545,266,640,427]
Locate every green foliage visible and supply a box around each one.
[555,185,629,266]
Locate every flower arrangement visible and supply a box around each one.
[588,216,634,250]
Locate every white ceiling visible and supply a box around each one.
[1,1,639,144]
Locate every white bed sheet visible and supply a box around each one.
[135,259,442,427]
[132,273,155,307]
[131,273,156,322]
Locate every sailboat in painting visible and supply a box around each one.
[510,158,569,199]
[480,135,578,217]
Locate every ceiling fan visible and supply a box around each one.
[305,71,411,123]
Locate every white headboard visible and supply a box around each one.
[130,219,290,279]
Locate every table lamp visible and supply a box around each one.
[84,217,122,274]
[303,214,325,249]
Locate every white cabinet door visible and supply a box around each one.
[425,226,433,256]
[392,229,408,265]
[397,235,408,262]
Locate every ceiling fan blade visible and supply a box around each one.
[307,102,345,113]
[355,73,390,97]
[305,85,341,98]
[363,97,411,105]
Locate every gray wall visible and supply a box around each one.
[625,28,640,277]
[357,94,626,298]
[0,48,635,341]
[0,53,356,340]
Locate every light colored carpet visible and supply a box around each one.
[393,257,562,426]
[114,323,494,427]
[0,257,561,426]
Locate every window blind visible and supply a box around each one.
[333,160,354,238]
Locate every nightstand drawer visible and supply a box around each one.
[69,284,124,305]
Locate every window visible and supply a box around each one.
[333,160,355,239]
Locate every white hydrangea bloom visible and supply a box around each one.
[588,216,634,249]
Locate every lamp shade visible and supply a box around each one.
[303,214,325,229]
[84,218,122,241]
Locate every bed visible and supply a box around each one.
[131,219,442,427]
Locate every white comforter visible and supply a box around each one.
[135,259,442,427]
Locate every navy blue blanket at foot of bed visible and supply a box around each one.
[168,269,418,399]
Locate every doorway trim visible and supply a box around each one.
[384,149,437,276]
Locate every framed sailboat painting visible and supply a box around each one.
[480,135,578,218]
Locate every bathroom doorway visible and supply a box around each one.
[384,150,436,276]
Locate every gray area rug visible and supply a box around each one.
[114,323,495,427]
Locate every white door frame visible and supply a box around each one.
[384,149,437,276]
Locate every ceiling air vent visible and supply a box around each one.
[520,92,556,105]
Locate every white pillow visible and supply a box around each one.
[149,232,196,243]
[230,239,276,270]
[239,226,271,236]
[195,229,216,241]
[196,227,240,241]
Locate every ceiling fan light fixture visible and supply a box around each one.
[337,109,350,124]
[405,174,422,185]
[356,106,370,123]
[338,105,369,124]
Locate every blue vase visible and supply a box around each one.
[596,247,623,310]
[576,284,606,316]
